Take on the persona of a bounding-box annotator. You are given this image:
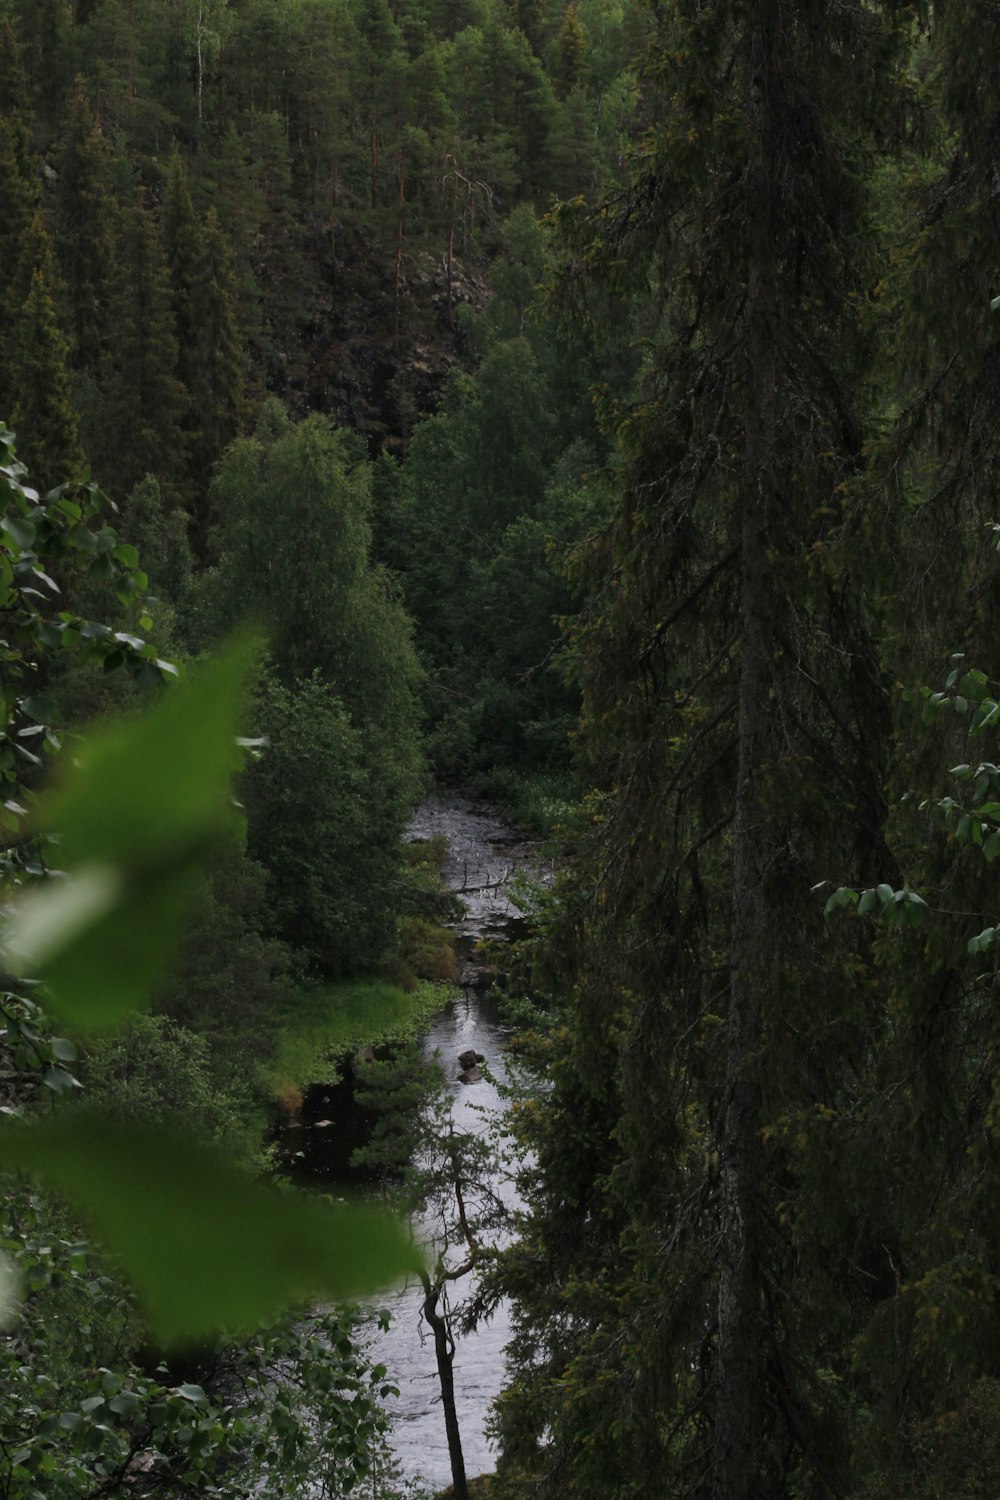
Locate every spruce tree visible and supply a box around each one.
[162,150,204,393]
[10,267,85,488]
[822,2,1000,1482]
[186,209,246,550]
[498,2,902,1495]
[553,2,585,97]
[161,149,244,536]
[97,190,187,500]
[54,81,117,376]
[0,22,38,338]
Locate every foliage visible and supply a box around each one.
[81,1012,257,1163]
[241,669,388,974]
[0,425,170,835]
[205,412,424,976]
[0,1196,401,1500]
[0,634,420,1350]
[381,218,616,782]
[857,1379,1000,1500]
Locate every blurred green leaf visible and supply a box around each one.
[40,634,253,865]
[2,637,257,1030]
[0,1114,420,1348]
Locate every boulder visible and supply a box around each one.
[458,1048,485,1070]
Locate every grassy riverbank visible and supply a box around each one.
[261,975,453,1102]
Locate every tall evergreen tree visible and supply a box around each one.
[162,150,204,385]
[97,190,187,500]
[498,2,902,1496]
[161,150,244,536]
[10,266,85,488]
[186,209,246,547]
[0,22,38,347]
[54,81,118,376]
[820,4,1000,1485]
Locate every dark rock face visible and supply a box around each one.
[458,1048,485,1070]
[291,231,489,457]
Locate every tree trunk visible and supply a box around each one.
[713,4,778,1496]
[421,1272,468,1500]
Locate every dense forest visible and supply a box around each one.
[3,0,1000,1496]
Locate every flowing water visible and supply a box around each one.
[299,792,545,1493]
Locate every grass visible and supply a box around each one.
[262,975,453,1095]
[477,765,577,841]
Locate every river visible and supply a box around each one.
[301,792,544,1493]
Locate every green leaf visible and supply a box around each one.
[1,515,35,551]
[2,638,257,1030]
[858,888,878,915]
[0,1250,20,1328]
[20,696,56,724]
[876,884,894,904]
[108,1391,140,1416]
[175,1383,209,1407]
[823,887,858,917]
[40,636,252,864]
[42,1067,81,1095]
[960,670,988,701]
[0,1114,421,1347]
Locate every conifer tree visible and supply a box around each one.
[553,2,585,97]
[6,209,65,331]
[161,150,243,533]
[54,81,117,375]
[186,209,246,548]
[162,150,204,384]
[7,0,71,124]
[498,2,902,1495]
[97,190,187,500]
[819,3,1000,1482]
[10,267,85,489]
[0,23,38,336]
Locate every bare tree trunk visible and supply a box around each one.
[421,1272,468,1500]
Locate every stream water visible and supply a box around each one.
[299,792,544,1493]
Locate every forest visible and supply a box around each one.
[2,0,1000,1496]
